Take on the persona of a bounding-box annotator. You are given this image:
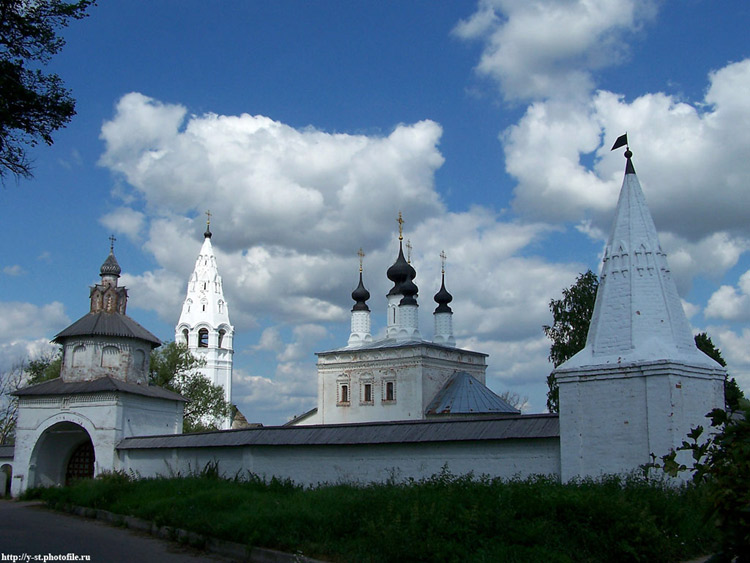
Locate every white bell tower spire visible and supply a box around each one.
[176,211,234,429]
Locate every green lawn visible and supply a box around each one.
[24,467,717,562]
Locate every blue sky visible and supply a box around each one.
[2,0,750,424]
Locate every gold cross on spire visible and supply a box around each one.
[205,209,212,228]
[358,247,365,273]
[440,250,446,274]
[397,211,404,241]
[405,239,412,263]
[109,234,116,252]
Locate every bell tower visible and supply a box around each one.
[175,212,234,428]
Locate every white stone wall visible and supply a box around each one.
[118,438,561,486]
[558,360,724,482]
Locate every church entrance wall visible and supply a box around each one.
[28,422,94,489]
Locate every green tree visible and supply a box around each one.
[0,349,61,444]
[149,341,231,433]
[0,0,94,181]
[543,270,599,412]
[694,332,746,412]
[645,405,750,560]
[26,349,62,384]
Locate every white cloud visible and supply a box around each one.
[454,0,656,102]
[2,265,25,276]
[705,270,750,322]
[0,302,69,341]
[99,207,146,242]
[497,60,750,299]
[100,93,445,256]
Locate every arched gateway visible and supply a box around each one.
[28,422,94,488]
[10,244,186,497]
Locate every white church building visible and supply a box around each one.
[3,145,726,496]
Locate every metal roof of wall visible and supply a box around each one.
[118,414,559,450]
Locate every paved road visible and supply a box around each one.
[0,500,233,562]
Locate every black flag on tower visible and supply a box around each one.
[611,133,628,151]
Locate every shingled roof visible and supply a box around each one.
[14,376,185,402]
[53,312,161,346]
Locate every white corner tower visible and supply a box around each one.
[176,214,234,429]
[555,138,725,481]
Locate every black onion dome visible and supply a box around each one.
[204,224,212,239]
[351,272,370,312]
[100,251,121,277]
[399,276,419,306]
[434,273,453,313]
[387,241,411,296]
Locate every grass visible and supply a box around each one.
[24,467,717,562]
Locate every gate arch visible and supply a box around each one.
[28,422,95,488]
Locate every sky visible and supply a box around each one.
[2,0,750,425]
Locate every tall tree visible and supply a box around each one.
[150,341,231,433]
[694,332,746,411]
[543,270,599,413]
[0,0,94,181]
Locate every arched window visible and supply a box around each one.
[385,381,395,402]
[218,329,226,348]
[72,345,86,368]
[182,328,189,345]
[133,349,146,372]
[101,346,120,368]
[198,328,209,348]
[364,383,372,403]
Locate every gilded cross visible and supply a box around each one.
[205,209,212,228]
[440,250,446,274]
[405,239,412,263]
[109,234,116,252]
[397,211,404,241]
[358,248,365,273]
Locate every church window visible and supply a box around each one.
[182,328,189,345]
[203,282,207,290]
[363,383,372,403]
[198,328,209,348]
[202,304,206,311]
[384,380,395,402]
[219,329,226,348]
[101,345,120,368]
[218,300,224,313]
[341,385,349,403]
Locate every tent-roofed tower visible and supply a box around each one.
[555,139,725,481]
[176,213,234,429]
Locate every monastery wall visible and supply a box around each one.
[117,438,561,486]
